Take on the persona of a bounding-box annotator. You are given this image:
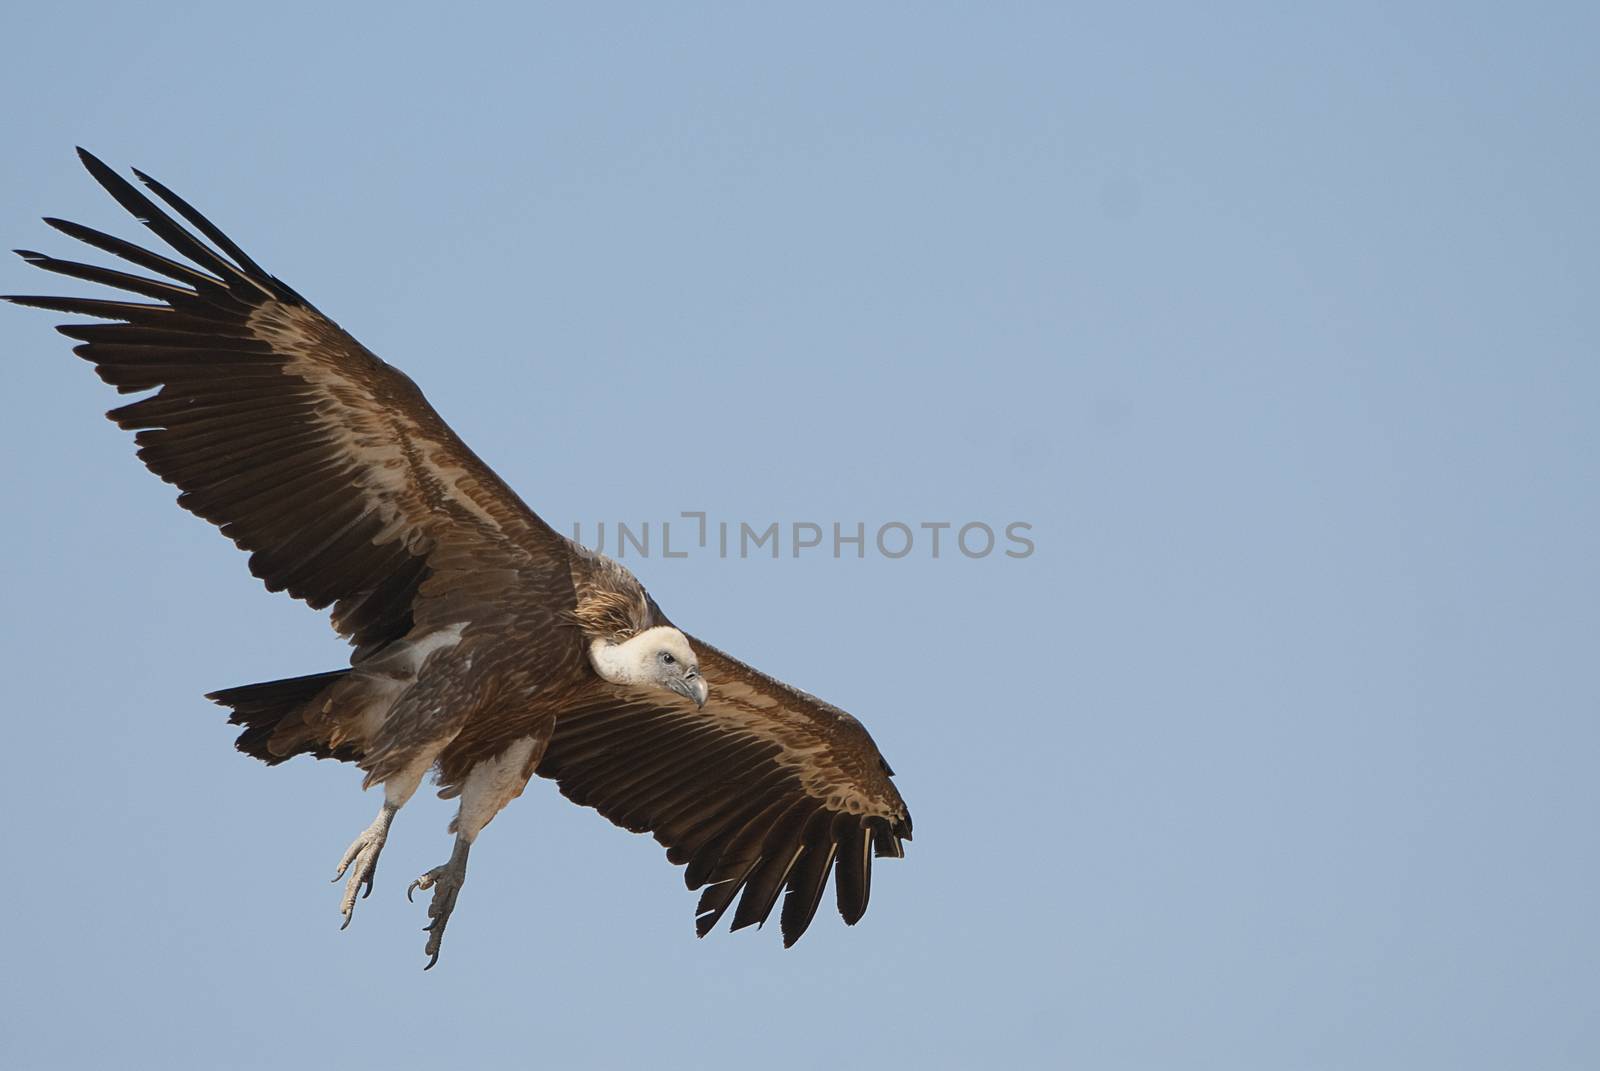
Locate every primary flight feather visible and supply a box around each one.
[7,150,911,967]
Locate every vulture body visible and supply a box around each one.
[7,150,911,967]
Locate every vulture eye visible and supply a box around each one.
[662,653,676,665]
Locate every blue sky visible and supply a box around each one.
[2,4,1597,1068]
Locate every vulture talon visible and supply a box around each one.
[334,803,395,930]
[411,836,471,968]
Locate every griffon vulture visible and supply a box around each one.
[6,150,912,968]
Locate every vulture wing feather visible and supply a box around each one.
[538,639,910,944]
[4,149,577,654]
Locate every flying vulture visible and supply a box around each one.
[7,150,911,967]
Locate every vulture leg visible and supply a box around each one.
[406,733,548,969]
[331,751,435,929]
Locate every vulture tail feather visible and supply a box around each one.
[207,669,356,765]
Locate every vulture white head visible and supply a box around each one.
[588,625,709,708]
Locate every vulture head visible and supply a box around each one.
[588,625,708,708]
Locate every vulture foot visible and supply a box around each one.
[332,803,396,930]
[407,836,472,970]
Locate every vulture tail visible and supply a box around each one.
[207,670,359,765]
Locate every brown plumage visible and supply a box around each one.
[6,150,911,964]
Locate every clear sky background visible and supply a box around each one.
[1,4,1596,1069]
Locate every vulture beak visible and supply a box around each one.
[672,672,709,710]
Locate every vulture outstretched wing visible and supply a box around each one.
[6,149,575,655]
[537,639,912,946]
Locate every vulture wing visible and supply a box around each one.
[5,150,576,655]
[537,638,912,946]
